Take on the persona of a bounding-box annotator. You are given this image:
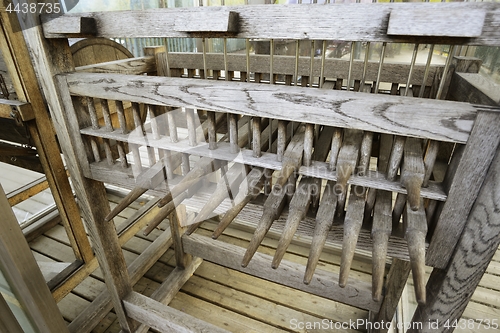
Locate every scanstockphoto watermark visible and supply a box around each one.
[6,0,80,32]
[289,318,424,331]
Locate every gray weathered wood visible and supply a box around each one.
[303,180,338,285]
[388,8,486,37]
[124,291,230,333]
[75,56,156,75]
[426,110,500,268]
[448,72,500,106]
[134,257,204,333]
[0,291,24,333]
[0,185,69,333]
[407,149,500,333]
[401,137,425,211]
[42,3,500,46]
[41,15,96,36]
[173,9,238,33]
[64,72,478,144]
[183,233,381,312]
[404,199,428,305]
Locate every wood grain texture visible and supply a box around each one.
[183,233,381,312]
[0,185,69,333]
[166,52,440,86]
[75,56,156,75]
[408,149,500,333]
[42,2,500,46]
[388,8,486,37]
[426,110,500,268]
[173,9,238,33]
[448,72,500,106]
[124,291,230,333]
[64,72,477,143]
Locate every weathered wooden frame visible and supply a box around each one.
[9,1,500,332]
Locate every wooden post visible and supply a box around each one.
[0,184,69,333]
[407,147,500,333]
[14,3,138,331]
[169,204,192,269]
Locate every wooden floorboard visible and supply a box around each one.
[25,190,500,333]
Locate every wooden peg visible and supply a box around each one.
[335,129,363,213]
[402,137,425,211]
[423,140,439,187]
[303,123,314,167]
[386,136,406,182]
[211,168,268,239]
[144,191,189,236]
[329,128,342,170]
[277,120,287,162]
[371,190,392,301]
[304,180,338,284]
[403,199,427,305]
[339,190,365,288]
[358,132,374,176]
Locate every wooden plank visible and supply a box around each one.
[7,174,50,206]
[166,52,440,86]
[387,9,486,37]
[65,72,477,144]
[0,98,33,121]
[75,56,156,75]
[123,291,230,333]
[183,233,381,312]
[408,150,500,332]
[427,111,500,268]
[0,184,69,332]
[42,2,500,46]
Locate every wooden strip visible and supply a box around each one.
[42,2,500,46]
[427,111,500,268]
[173,9,238,33]
[64,72,477,143]
[183,233,381,312]
[401,137,425,211]
[336,129,363,213]
[7,174,50,206]
[134,257,204,333]
[124,291,230,333]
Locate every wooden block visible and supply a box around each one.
[174,10,239,33]
[388,8,486,38]
[42,15,97,36]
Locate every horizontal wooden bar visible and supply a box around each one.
[167,52,440,86]
[182,233,381,312]
[42,3,500,46]
[388,8,486,38]
[75,56,156,75]
[82,129,446,201]
[65,72,476,143]
[123,291,230,333]
[173,9,238,33]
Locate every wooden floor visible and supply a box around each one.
[27,190,500,333]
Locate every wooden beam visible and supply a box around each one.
[173,9,238,33]
[183,233,381,312]
[387,8,486,38]
[41,16,96,36]
[0,98,34,121]
[448,72,500,106]
[0,184,69,333]
[426,110,500,268]
[123,291,230,333]
[42,2,500,46]
[7,174,51,206]
[408,149,500,332]
[75,56,156,75]
[134,257,204,333]
[64,72,477,144]
[165,52,440,86]
[0,4,94,264]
